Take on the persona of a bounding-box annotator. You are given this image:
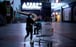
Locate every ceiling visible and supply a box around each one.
[51,0,76,10]
[57,0,76,3]
[49,0,76,4]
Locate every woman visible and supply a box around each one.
[16,10,37,41]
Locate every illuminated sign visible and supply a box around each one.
[22,2,42,10]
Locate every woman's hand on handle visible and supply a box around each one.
[31,13,38,21]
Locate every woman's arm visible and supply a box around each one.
[16,10,38,21]
[17,10,30,15]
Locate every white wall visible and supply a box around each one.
[0,0,4,2]
[63,7,71,21]
[10,0,21,11]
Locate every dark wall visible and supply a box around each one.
[41,2,51,21]
[21,0,40,2]
[0,1,13,24]
[70,1,76,22]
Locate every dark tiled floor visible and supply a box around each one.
[52,22,76,47]
[0,22,76,47]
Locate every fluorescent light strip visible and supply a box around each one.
[51,3,69,10]
[56,0,59,3]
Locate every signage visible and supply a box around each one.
[22,2,42,10]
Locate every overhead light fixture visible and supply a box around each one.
[63,5,69,8]
[56,0,59,3]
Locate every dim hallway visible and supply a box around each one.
[0,22,76,47]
